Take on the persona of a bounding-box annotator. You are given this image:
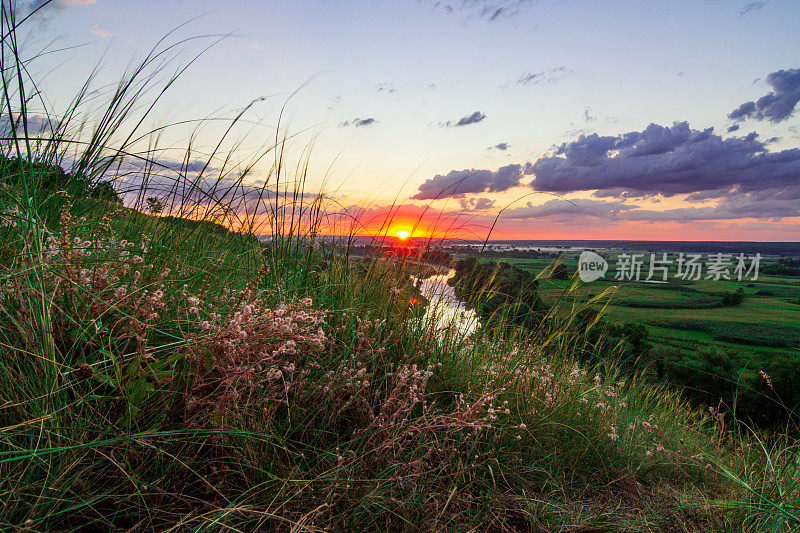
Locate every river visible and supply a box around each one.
[412,269,478,337]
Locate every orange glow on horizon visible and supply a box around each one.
[137,204,800,243]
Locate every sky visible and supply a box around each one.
[13,0,800,241]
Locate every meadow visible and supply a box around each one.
[1,5,799,531]
[472,251,800,427]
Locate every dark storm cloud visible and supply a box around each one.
[740,1,768,15]
[528,122,800,197]
[412,163,526,200]
[489,142,510,151]
[727,124,740,133]
[440,111,486,127]
[339,117,377,128]
[728,68,800,123]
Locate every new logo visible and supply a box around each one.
[578,251,608,282]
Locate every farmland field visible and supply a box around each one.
[467,249,800,413]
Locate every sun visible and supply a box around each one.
[396,230,411,240]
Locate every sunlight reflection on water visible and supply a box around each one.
[412,269,478,338]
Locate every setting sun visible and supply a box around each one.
[396,230,411,240]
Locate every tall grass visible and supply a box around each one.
[1,3,798,530]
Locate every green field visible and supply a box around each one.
[501,253,800,367]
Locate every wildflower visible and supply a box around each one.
[760,370,774,390]
[132,255,144,264]
[76,363,94,379]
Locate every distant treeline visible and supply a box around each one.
[450,240,800,257]
[449,248,559,260]
[761,257,800,276]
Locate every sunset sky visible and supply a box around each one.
[20,0,800,241]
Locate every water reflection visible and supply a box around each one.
[412,269,478,337]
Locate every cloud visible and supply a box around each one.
[728,68,800,123]
[622,195,800,222]
[420,121,800,205]
[583,107,596,122]
[91,24,111,38]
[429,1,533,22]
[154,158,214,173]
[0,113,57,136]
[499,194,799,223]
[440,111,486,127]
[412,163,528,200]
[375,82,395,94]
[740,1,767,15]
[512,66,566,87]
[23,0,94,14]
[527,121,800,198]
[727,123,740,133]
[338,117,377,128]
[326,96,341,110]
[503,198,637,219]
[459,197,495,210]
[489,142,510,151]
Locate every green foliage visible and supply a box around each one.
[762,258,800,277]
[722,287,745,307]
[449,256,546,331]
[0,154,122,203]
[550,262,569,279]
[146,196,163,214]
[570,307,651,371]
[649,318,800,349]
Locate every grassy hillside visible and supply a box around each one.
[1,8,798,530]
[3,191,800,531]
